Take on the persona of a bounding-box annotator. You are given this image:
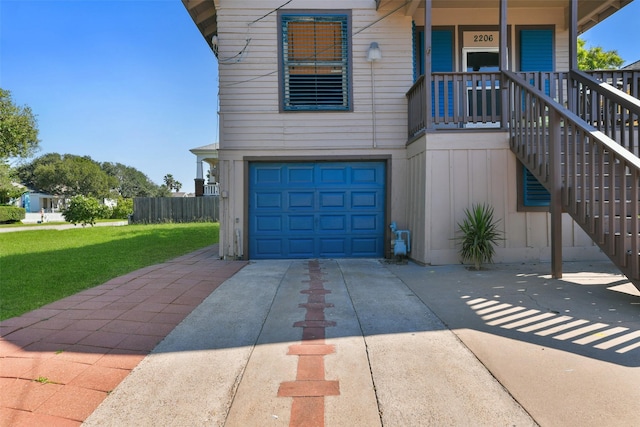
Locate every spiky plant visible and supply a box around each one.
[456,203,503,270]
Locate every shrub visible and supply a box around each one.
[456,203,503,270]
[62,195,101,226]
[0,205,25,223]
[111,197,133,219]
[98,203,113,219]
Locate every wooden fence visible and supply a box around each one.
[131,197,219,224]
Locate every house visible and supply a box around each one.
[190,143,220,196]
[622,59,640,71]
[183,1,640,287]
[21,190,64,214]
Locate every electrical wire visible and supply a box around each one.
[250,0,295,25]
[220,1,410,87]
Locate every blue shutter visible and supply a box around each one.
[520,29,552,207]
[523,167,551,207]
[520,29,553,71]
[432,30,453,72]
[431,29,453,118]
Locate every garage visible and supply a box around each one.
[249,161,386,259]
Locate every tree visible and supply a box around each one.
[577,38,624,70]
[163,173,182,192]
[62,195,101,226]
[0,88,40,159]
[156,184,172,197]
[101,162,159,198]
[16,153,117,199]
[0,161,25,204]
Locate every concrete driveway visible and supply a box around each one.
[389,260,640,426]
[85,257,640,426]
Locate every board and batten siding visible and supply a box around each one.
[406,133,605,265]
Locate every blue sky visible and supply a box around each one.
[582,0,640,67]
[0,1,637,192]
[1,0,217,192]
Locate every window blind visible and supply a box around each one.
[282,15,349,110]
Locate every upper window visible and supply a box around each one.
[280,12,351,111]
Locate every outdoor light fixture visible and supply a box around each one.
[367,42,382,62]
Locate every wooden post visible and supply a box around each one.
[550,109,563,278]
[568,0,578,112]
[569,0,578,71]
[424,0,433,130]
[499,0,508,129]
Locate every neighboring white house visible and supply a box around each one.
[189,143,220,197]
[182,0,638,271]
[21,191,64,214]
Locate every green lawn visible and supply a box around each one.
[0,223,219,320]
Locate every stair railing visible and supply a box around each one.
[504,70,640,286]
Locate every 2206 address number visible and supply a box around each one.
[473,34,494,42]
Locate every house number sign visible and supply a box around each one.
[463,31,499,48]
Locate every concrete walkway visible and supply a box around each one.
[0,221,127,233]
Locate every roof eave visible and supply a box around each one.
[182,0,217,53]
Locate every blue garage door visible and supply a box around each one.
[249,161,386,259]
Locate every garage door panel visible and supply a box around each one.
[319,166,348,185]
[288,166,314,184]
[255,215,282,232]
[288,192,315,209]
[351,191,378,208]
[289,239,315,257]
[289,215,314,231]
[249,161,385,259]
[255,239,283,256]
[351,214,378,231]
[319,192,346,208]
[319,215,346,231]
[256,192,282,209]
[351,166,381,184]
[319,238,347,257]
[254,167,282,185]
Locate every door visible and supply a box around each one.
[249,161,386,259]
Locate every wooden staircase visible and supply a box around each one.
[504,69,640,290]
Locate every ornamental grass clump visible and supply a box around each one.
[456,203,503,270]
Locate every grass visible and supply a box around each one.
[0,222,219,320]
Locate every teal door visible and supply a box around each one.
[249,161,386,259]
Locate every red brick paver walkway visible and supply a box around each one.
[0,245,246,426]
[278,260,340,427]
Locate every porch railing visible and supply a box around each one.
[407,70,640,144]
[504,69,640,289]
[204,183,220,196]
[406,72,501,137]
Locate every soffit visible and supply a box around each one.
[401,0,633,33]
[182,0,217,52]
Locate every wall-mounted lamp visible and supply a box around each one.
[367,42,382,62]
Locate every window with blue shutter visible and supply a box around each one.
[523,167,551,207]
[518,28,553,209]
[281,13,350,111]
[413,27,454,117]
[519,28,553,95]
